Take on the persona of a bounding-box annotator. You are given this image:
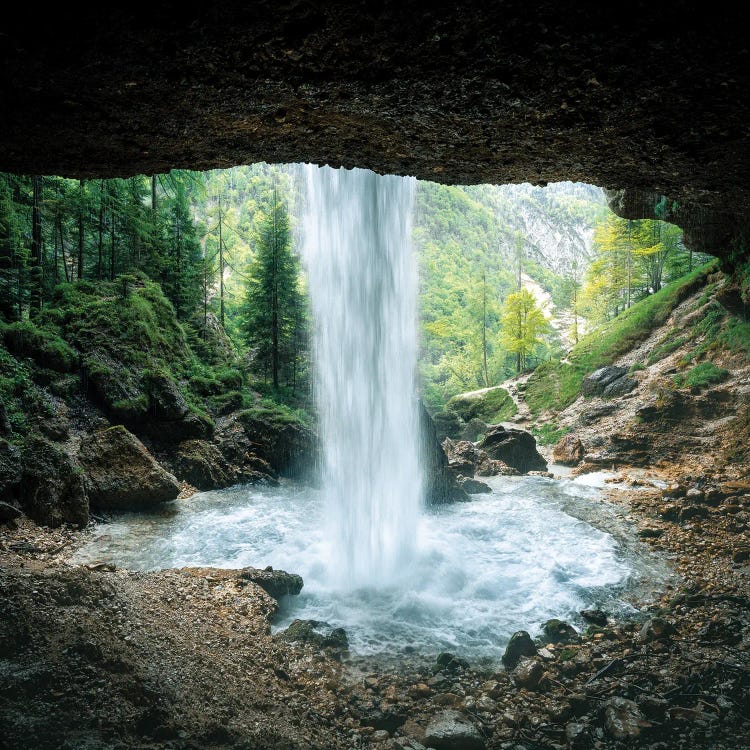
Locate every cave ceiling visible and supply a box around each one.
[1,2,748,258]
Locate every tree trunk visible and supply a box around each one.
[59,216,70,283]
[218,192,225,327]
[77,179,85,279]
[30,176,42,316]
[109,207,116,280]
[481,269,489,387]
[151,175,157,212]
[97,181,104,279]
[271,194,279,390]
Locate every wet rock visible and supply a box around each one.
[174,439,237,490]
[553,434,584,466]
[435,652,469,673]
[20,435,89,527]
[565,722,590,749]
[0,438,22,499]
[238,566,303,599]
[432,410,466,441]
[477,426,546,474]
[697,617,743,645]
[502,631,537,669]
[424,710,485,750]
[420,405,470,504]
[679,505,709,522]
[0,500,23,521]
[457,476,492,494]
[603,375,638,397]
[462,418,487,442]
[638,617,677,644]
[542,619,579,644]
[638,695,669,720]
[280,619,348,650]
[511,658,545,690]
[603,696,652,739]
[79,425,180,511]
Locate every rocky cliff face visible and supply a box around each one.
[0,4,747,263]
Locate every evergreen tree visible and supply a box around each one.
[242,190,304,390]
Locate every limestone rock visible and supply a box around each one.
[477,426,546,474]
[238,566,303,599]
[511,657,545,690]
[424,710,485,750]
[280,619,348,650]
[552,434,584,466]
[541,619,579,644]
[20,436,88,527]
[420,405,469,504]
[581,366,628,397]
[502,630,537,670]
[174,439,236,490]
[457,476,492,494]
[603,696,651,739]
[79,425,180,511]
[638,617,677,644]
[0,438,22,500]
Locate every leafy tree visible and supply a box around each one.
[500,288,550,373]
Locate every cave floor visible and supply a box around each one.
[1,464,749,750]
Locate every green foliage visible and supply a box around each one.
[525,360,583,414]
[673,361,729,389]
[531,423,570,446]
[241,192,307,391]
[646,331,688,365]
[500,288,550,373]
[446,386,517,424]
[1,319,77,372]
[238,399,311,429]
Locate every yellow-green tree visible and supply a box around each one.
[500,288,549,373]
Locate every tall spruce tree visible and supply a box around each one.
[242,190,303,390]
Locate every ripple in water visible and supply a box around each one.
[74,473,665,660]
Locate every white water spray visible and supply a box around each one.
[301,164,422,589]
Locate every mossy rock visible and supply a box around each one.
[446,385,517,424]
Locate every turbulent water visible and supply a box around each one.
[300,165,422,589]
[74,474,665,660]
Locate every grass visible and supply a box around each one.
[531,423,570,446]
[673,361,729,389]
[646,331,688,365]
[525,262,718,415]
[446,385,517,423]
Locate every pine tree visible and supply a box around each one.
[242,190,304,390]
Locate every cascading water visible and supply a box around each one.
[300,164,422,589]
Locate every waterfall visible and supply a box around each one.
[301,164,422,589]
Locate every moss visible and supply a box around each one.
[1,320,77,372]
[525,360,583,414]
[646,331,688,365]
[446,385,517,423]
[238,399,311,430]
[673,361,729,389]
[557,647,578,662]
[531,422,570,446]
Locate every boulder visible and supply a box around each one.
[581,366,628,397]
[446,385,516,424]
[443,438,514,478]
[457,476,492,494]
[145,372,212,442]
[424,710,485,750]
[477,426,546,474]
[0,500,23,521]
[0,438,22,499]
[603,697,651,739]
[580,609,609,626]
[461,417,487,442]
[638,617,677,644]
[238,566,303,599]
[280,619,348,650]
[541,619,579,644]
[511,657,545,690]
[174,439,236,490]
[435,652,469,673]
[502,630,537,670]
[19,436,88,527]
[420,405,469,504]
[603,375,637,398]
[79,425,180,511]
[431,410,466,441]
[552,434,584,466]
